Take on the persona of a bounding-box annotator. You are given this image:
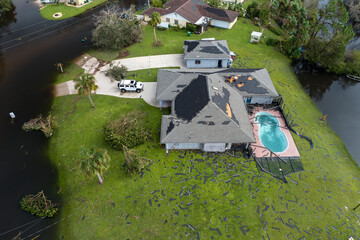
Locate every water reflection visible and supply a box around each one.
[0,3,17,28]
[297,70,360,165]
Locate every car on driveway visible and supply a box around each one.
[118,79,144,93]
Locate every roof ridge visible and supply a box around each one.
[175,0,192,13]
[157,71,183,100]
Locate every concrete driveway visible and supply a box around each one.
[82,54,185,74]
[55,54,186,107]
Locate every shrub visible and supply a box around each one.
[267,24,283,36]
[22,114,55,138]
[152,0,162,7]
[123,145,150,174]
[186,23,196,32]
[104,111,148,149]
[246,2,260,19]
[266,37,280,47]
[344,50,360,75]
[20,191,58,218]
[106,64,128,81]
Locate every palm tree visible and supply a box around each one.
[149,12,161,44]
[78,147,111,184]
[74,73,98,108]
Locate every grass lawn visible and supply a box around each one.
[87,18,270,62]
[125,67,180,82]
[53,63,84,85]
[40,0,107,20]
[50,18,360,239]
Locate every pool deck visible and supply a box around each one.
[249,108,300,159]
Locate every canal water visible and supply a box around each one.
[0,0,145,239]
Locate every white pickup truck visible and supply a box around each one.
[118,79,144,93]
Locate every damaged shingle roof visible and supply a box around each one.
[159,71,256,144]
[174,75,210,121]
[184,40,231,59]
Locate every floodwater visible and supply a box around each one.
[0,0,145,239]
[0,0,359,238]
[297,71,360,166]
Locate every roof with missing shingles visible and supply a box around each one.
[184,40,231,59]
[157,68,279,144]
[159,71,256,144]
[156,68,278,101]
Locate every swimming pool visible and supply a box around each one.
[254,112,288,153]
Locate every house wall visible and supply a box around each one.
[144,13,189,28]
[202,143,226,152]
[186,59,229,68]
[75,0,85,5]
[166,143,202,150]
[162,13,189,27]
[228,18,238,29]
[211,19,230,29]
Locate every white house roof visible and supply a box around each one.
[251,31,262,37]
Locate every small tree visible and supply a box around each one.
[123,145,150,174]
[92,5,143,50]
[149,12,161,44]
[104,111,148,150]
[21,191,58,218]
[22,114,55,138]
[74,73,98,108]
[78,147,111,184]
[106,64,128,81]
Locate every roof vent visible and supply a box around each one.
[212,87,219,90]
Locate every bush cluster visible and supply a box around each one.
[123,146,150,174]
[267,24,283,36]
[20,191,58,218]
[106,64,128,81]
[104,111,148,149]
[265,37,280,47]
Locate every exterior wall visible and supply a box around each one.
[211,19,229,29]
[159,100,171,108]
[244,97,273,104]
[75,0,85,5]
[228,18,237,29]
[143,14,187,28]
[186,59,229,68]
[166,143,202,150]
[202,143,226,152]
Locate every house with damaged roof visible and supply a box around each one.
[183,40,233,68]
[142,0,240,33]
[156,68,279,152]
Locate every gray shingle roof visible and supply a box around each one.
[184,40,231,59]
[156,68,278,101]
[157,68,278,144]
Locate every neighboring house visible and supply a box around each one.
[142,0,240,33]
[183,39,232,68]
[156,68,279,152]
[67,0,86,6]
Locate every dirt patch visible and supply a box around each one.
[64,96,81,118]
[116,50,129,60]
[94,60,109,73]
[152,41,163,47]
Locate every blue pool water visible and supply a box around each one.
[254,112,288,153]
